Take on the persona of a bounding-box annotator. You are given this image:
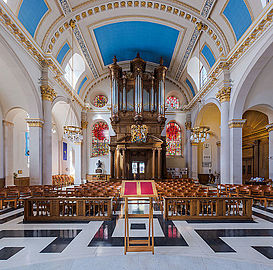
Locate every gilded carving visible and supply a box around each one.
[228,119,246,129]
[185,121,192,130]
[216,87,231,103]
[26,119,44,128]
[266,124,273,133]
[40,86,57,102]
[81,120,88,129]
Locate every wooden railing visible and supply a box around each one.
[24,197,112,222]
[164,197,252,220]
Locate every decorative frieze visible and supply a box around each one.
[216,87,231,103]
[41,86,57,102]
[228,119,246,129]
[26,118,44,128]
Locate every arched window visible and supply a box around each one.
[166,96,180,110]
[261,0,271,8]
[93,95,108,108]
[91,121,109,157]
[64,53,85,89]
[166,121,182,156]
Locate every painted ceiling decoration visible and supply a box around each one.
[223,0,252,41]
[94,21,179,67]
[186,78,195,96]
[201,44,216,68]
[77,76,88,95]
[57,42,70,64]
[18,0,48,37]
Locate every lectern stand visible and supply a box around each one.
[121,180,158,255]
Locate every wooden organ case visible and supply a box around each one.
[109,54,167,180]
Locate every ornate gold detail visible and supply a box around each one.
[228,119,246,129]
[266,123,273,133]
[40,86,57,102]
[81,120,88,129]
[216,87,231,103]
[185,121,192,130]
[131,124,148,143]
[26,118,44,128]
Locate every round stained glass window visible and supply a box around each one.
[93,95,108,108]
[166,96,180,110]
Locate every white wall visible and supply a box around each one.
[13,110,29,177]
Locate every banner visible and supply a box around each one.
[63,142,67,160]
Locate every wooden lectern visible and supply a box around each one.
[121,180,158,254]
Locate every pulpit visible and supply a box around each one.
[121,180,158,254]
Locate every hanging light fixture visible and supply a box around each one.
[63,19,83,144]
[190,126,210,143]
[190,22,210,144]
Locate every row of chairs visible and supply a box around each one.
[52,175,74,187]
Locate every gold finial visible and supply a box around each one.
[69,19,76,29]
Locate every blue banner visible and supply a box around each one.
[63,142,67,160]
[25,132,29,156]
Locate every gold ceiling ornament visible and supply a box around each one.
[216,86,231,103]
[40,85,56,102]
[26,118,44,128]
[228,119,246,129]
[190,126,210,143]
[63,18,83,144]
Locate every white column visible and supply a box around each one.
[216,86,231,184]
[74,143,81,185]
[266,124,273,180]
[26,119,43,185]
[81,113,88,183]
[185,121,192,178]
[41,86,56,185]
[192,143,198,180]
[229,119,246,184]
[3,120,14,186]
[216,141,221,183]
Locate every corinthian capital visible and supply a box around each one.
[41,86,56,102]
[216,86,231,103]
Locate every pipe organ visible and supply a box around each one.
[109,54,167,180]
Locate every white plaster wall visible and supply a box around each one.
[52,130,59,175]
[13,110,29,177]
[0,107,4,178]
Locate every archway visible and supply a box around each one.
[193,103,221,184]
[52,100,81,184]
[242,110,269,183]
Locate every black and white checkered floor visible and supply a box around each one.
[0,205,273,269]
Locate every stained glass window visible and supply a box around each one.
[166,121,182,156]
[166,96,179,110]
[93,95,108,108]
[91,121,109,157]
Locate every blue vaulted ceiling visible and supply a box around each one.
[94,21,179,67]
[201,44,216,68]
[18,0,48,37]
[223,0,252,41]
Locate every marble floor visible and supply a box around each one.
[0,204,273,269]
